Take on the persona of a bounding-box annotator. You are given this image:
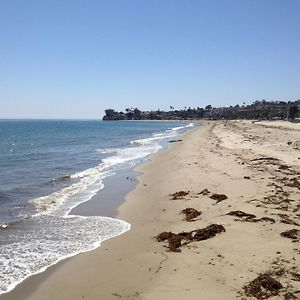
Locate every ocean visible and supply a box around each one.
[0,119,194,294]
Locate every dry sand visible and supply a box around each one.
[2,120,300,300]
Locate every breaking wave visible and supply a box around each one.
[0,121,194,295]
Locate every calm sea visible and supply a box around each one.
[0,119,194,294]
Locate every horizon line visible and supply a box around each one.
[0,118,102,121]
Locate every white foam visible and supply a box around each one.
[186,122,195,128]
[31,123,181,217]
[169,125,185,131]
[132,122,194,145]
[0,215,130,294]
[1,121,194,295]
[131,134,173,145]
[152,133,165,137]
[30,168,110,216]
[169,122,195,131]
[96,148,118,154]
[31,144,160,216]
[103,144,161,164]
[131,130,177,145]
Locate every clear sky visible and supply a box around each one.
[0,0,299,119]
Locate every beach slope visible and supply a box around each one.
[2,120,300,300]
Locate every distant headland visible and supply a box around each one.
[103,100,300,121]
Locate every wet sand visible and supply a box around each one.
[71,167,140,218]
[2,120,300,300]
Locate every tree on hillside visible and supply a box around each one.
[289,104,299,119]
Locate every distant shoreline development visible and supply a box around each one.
[103,99,300,121]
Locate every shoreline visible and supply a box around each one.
[0,125,195,300]
[70,167,140,218]
[0,119,193,296]
[2,120,300,299]
[0,124,195,298]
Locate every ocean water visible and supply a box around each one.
[0,120,194,294]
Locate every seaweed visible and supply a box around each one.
[280,229,300,241]
[170,191,189,200]
[244,273,282,299]
[181,208,201,221]
[156,224,226,252]
[227,210,256,219]
[193,224,225,241]
[198,189,210,195]
[210,194,228,203]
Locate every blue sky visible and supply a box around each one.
[0,0,299,118]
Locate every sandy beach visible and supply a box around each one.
[2,120,300,300]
